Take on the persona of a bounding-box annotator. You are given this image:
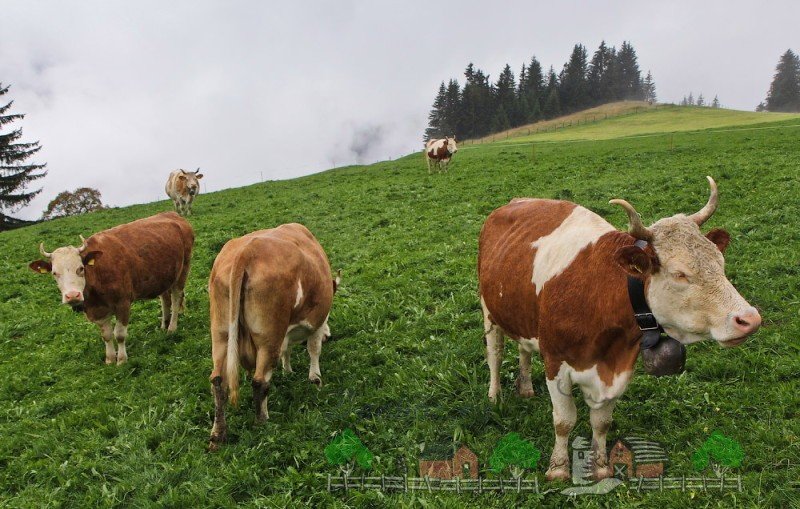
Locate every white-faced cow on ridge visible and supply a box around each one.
[425,136,458,173]
[29,212,195,365]
[165,168,204,216]
[477,177,761,482]
[207,223,340,450]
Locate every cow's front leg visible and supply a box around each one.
[307,327,324,386]
[160,292,172,329]
[167,287,183,332]
[545,373,576,481]
[587,398,617,481]
[114,320,129,365]
[95,316,115,364]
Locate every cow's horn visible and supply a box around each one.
[77,235,88,253]
[39,243,52,258]
[687,176,718,226]
[609,199,653,241]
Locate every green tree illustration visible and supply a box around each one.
[489,432,541,478]
[324,429,373,475]
[692,431,744,476]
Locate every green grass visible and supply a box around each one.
[1,109,799,507]
[487,104,800,143]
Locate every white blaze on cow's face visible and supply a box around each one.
[29,243,102,306]
[646,216,761,346]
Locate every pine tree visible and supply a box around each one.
[642,71,657,103]
[542,68,561,119]
[0,83,46,231]
[687,92,695,106]
[424,82,448,141]
[490,104,511,132]
[696,93,705,107]
[588,41,615,105]
[765,49,800,112]
[559,44,590,113]
[520,56,545,122]
[495,64,518,127]
[711,95,721,108]
[756,101,766,112]
[443,79,461,137]
[614,41,643,100]
[459,63,494,138]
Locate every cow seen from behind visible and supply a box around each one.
[207,223,339,450]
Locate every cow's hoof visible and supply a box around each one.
[545,465,571,482]
[592,465,612,481]
[116,356,128,366]
[255,414,268,425]
[516,378,535,398]
[105,357,115,365]
[208,434,226,452]
[167,325,177,334]
[488,389,500,404]
[309,375,322,387]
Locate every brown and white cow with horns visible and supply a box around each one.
[165,168,203,216]
[425,137,458,173]
[29,212,195,365]
[478,177,761,482]
[207,223,339,450]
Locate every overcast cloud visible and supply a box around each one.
[2,0,798,219]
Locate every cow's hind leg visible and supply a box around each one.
[251,332,281,423]
[208,326,228,451]
[94,316,115,364]
[280,337,292,373]
[516,339,538,398]
[545,371,576,481]
[307,326,325,386]
[160,292,172,329]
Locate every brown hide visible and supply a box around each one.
[426,141,451,161]
[81,212,194,321]
[478,199,642,385]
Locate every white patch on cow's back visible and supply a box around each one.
[294,281,303,309]
[530,206,615,295]
[551,361,632,410]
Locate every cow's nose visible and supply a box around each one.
[732,308,761,335]
[64,291,83,303]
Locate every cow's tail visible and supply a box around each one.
[226,253,248,406]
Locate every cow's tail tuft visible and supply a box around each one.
[226,253,248,406]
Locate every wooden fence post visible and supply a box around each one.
[404,474,408,493]
[327,474,332,492]
[344,472,349,492]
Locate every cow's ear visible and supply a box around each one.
[706,228,730,253]
[615,245,654,277]
[82,251,103,266]
[196,173,203,179]
[29,260,52,274]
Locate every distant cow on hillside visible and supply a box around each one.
[165,168,204,216]
[425,137,458,173]
[29,212,194,365]
[207,223,339,450]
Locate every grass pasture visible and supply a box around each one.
[0,107,799,507]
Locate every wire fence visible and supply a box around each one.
[326,473,742,494]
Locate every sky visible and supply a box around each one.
[2,0,798,220]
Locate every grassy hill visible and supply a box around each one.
[1,107,799,507]
[465,101,800,144]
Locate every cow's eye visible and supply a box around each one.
[673,271,689,282]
